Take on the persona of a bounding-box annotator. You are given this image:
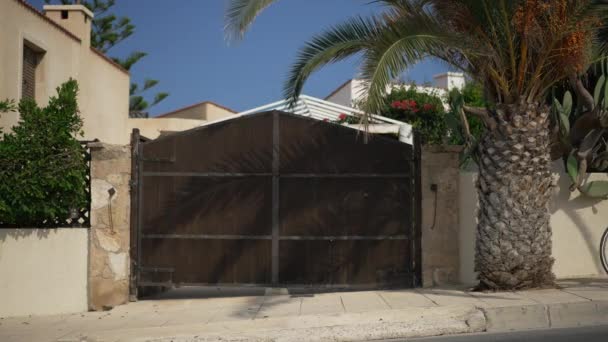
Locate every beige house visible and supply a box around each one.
[156,100,236,121]
[0,0,131,144]
[0,0,228,144]
[127,101,237,140]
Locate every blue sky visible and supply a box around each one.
[32,0,447,116]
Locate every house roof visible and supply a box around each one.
[155,101,237,118]
[89,47,129,75]
[14,0,128,75]
[239,95,413,144]
[324,79,353,100]
[14,0,81,43]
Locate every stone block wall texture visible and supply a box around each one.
[420,146,462,287]
[89,143,131,310]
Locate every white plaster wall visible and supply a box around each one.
[325,79,451,110]
[550,168,608,279]
[79,48,130,144]
[459,165,608,285]
[0,228,88,317]
[433,72,466,91]
[325,81,353,107]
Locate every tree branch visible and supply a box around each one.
[458,107,473,145]
[463,105,497,130]
[568,74,595,111]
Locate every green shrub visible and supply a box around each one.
[0,79,88,226]
[446,82,486,145]
[380,85,447,144]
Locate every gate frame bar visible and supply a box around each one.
[412,132,423,287]
[271,111,280,284]
[129,128,140,300]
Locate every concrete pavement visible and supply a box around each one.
[0,278,607,342]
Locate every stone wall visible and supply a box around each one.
[420,146,462,287]
[88,143,131,310]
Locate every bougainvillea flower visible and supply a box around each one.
[423,103,433,111]
[338,113,347,120]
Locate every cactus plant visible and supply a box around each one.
[552,72,608,199]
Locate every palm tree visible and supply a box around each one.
[226,0,608,290]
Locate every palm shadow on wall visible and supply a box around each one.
[549,172,606,274]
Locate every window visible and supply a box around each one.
[61,10,69,19]
[22,43,43,100]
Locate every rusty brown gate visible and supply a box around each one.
[131,111,421,292]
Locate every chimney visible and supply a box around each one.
[44,4,94,48]
[433,72,465,91]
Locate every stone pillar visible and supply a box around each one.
[421,146,462,287]
[88,143,131,310]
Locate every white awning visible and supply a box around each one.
[238,95,413,144]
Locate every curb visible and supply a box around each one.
[82,302,608,341]
[483,300,608,332]
[84,306,486,342]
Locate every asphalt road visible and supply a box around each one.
[383,325,608,341]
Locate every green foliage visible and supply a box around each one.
[44,0,168,116]
[566,152,608,198]
[553,72,608,199]
[567,153,579,183]
[446,82,486,146]
[0,80,88,226]
[0,99,16,113]
[330,113,359,124]
[380,85,447,144]
[112,51,147,71]
[0,99,16,135]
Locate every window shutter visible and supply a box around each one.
[22,45,38,100]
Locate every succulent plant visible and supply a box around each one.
[552,71,608,199]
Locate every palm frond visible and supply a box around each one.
[113,51,147,71]
[359,8,457,115]
[283,16,382,106]
[143,79,159,91]
[152,92,169,106]
[225,0,278,42]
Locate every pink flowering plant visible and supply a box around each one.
[334,112,360,124]
[381,85,447,144]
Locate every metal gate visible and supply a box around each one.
[130,111,421,292]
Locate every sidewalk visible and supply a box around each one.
[1,278,607,342]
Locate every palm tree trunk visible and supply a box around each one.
[475,102,556,290]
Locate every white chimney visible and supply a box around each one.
[433,72,465,91]
[44,4,94,48]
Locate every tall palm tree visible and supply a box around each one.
[226,0,608,290]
